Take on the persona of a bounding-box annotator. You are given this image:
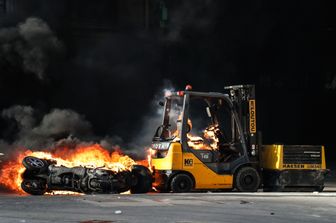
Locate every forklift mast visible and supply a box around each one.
[224,85,258,160]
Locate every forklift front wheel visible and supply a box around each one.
[170,174,193,193]
[234,166,261,192]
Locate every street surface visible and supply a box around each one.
[1,190,336,223]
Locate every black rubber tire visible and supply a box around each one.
[170,174,193,193]
[21,180,47,195]
[130,165,152,194]
[116,171,133,194]
[22,156,46,172]
[234,167,261,192]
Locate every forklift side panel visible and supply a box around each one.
[182,152,233,189]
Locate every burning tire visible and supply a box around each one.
[22,156,47,172]
[130,165,152,194]
[21,179,47,195]
[170,173,193,193]
[114,170,133,194]
[234,166,261,192]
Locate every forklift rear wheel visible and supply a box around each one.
[234,166,261,192]
[170,174,193,193]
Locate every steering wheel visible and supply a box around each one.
[154,124,171,140]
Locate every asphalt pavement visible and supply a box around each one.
[0,191,336,223]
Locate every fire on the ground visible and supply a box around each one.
[0,145,150,194]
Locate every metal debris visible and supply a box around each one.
[114,210,122,215]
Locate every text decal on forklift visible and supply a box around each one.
[249,100,257,133]
[184,159,193,166]
[283,164,321,169]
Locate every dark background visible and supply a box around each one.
[0,0,335,177]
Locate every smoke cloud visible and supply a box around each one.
[0,80,176,158]
[1,105,35,131]
[325,74,336,90]
[0,97,169,158]
[127,80,175,150]
[33,109,92,138]
[164,0,217,42]
[0,17,63,79]
[1,105,92,152]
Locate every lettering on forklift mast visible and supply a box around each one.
[249,100,256,134]
[184,159,193,167]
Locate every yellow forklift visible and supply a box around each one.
[150,85,328,192]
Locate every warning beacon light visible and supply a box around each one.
[185,85,193,91]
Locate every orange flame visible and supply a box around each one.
[0,144,147,194]
[172,119,218,150]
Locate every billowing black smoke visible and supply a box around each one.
[0,1,335,176]
[0,17,63,80]
[0,80,175,159]
[164,0,217,42]
[0,16,175,158]
[0,105,92,152]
